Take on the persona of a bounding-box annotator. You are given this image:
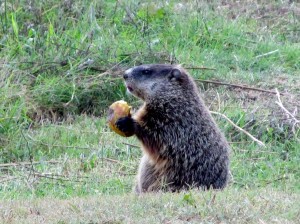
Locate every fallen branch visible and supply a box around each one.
[255,49,279,59]
[33,172,90,179]
[63,83,76,107]
[0,160,60,168]
[210,111,266,147]
[122,142,139,148]
[26,134,98,150]
[33,172,89,183]
[275,88,299,133]
[185,66,216,71]
[195,79,285,95]
[234,148,279,154]
[101,157,121,163]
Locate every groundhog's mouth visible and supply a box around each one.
[126,85,133,92]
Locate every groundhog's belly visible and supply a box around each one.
[152,150,228,190]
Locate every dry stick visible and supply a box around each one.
[0,157,119,167]
[255,49,279,58]
[195,79,285,95]
[185,66,216,71]
[275,89,298,119]
[34,172,90,179]
[102,157,121,163]
[275,88,299,133]
[64,83,76,107]
[33,172,92,183]
[26,134,97,150]
[210,111,266,147]
[26,134,121,164]
[122,142,139,148]
[0,161,60,168]
[235,148,278,154]
[122,124,265,148]
[228,141,252,144]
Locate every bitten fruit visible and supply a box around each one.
[107,100,132,137]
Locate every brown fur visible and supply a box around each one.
[116,64,230,193]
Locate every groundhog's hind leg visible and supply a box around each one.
[134,155,160,194]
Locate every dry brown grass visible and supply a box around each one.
[0,188,299,224]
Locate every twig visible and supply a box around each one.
[233,148,279,154]
[26,134,97,150]
[232,181,246,187]
[255,49,279,58]
[275,88,299,133]
[23,135,123,164]
[20,129,35,181]
[32,172,90,179]
[210,111,266,147]
[275,89,298,119]
[228,141,252,144]
[122,142,139,148]
[195,79,285,95]
[0,161,60,168]
[185,66,216,71]
[64,83,76,107]
[33,172,91,183]
[101,157,121,163]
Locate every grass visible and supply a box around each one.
[0,0,299,223]
[1,189,299,224]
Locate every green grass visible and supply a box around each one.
[1,189,299,224]
[0,0,299,223]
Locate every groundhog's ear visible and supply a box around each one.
[168,69,182,81]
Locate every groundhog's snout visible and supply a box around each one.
[123,72,134,92]
[123,68,135,92]
[123,67,134,80]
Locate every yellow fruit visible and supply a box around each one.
[107,100,132,137]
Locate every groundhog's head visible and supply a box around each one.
[123,64,194,101]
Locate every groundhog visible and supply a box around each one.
[115,64,230,193]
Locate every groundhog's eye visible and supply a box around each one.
[142,69,151,75]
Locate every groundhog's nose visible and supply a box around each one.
[124,68,133,80]
[123,74,128,80]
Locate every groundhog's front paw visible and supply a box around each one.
[115,117,135,137]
